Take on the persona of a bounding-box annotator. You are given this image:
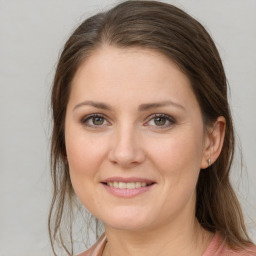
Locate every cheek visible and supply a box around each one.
[64,128,107,200]
[147,132,204,216]
[65,132,108,212]
[66,131,106,175]
[146,126,204,192]
[149,135,203,171]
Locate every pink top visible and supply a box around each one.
[78,233,256,256]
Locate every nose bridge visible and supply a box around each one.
[108,122,145,167]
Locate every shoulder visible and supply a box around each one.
[203,233,256,256]
[220,244,256,256]
[77,234,107,256]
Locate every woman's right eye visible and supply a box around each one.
[81,114,109,127]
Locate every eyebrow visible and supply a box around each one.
[138,101,185,111]
[73,101,112,111]
[73,100,185,112]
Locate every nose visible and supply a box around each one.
[107,125,146,168]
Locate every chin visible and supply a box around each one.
[106,220,151,231]
[100,208,154,231]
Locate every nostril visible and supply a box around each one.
[108,142,146,167]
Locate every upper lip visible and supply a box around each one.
[101,176,156,184]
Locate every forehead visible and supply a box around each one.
[69,46,198,110]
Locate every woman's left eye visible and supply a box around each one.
[145,114,175,128]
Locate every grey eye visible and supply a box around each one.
[92,116,105,125]
[154,117,167,126]
[146,114,175,128]
[82,114,108,127]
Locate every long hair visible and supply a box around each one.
[49,1,252,254]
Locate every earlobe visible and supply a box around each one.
[200,116,226,169]
[207,158,212,167]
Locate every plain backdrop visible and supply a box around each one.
[0,0,255,255]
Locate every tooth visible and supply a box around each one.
[127,182,135,189]
[119,182,127,189]
[106,181,150,189]
[135,182,141,188]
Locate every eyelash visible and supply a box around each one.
[145,114,176,129]
[80,113,176,129]
[81,114,110,128]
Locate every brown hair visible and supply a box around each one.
[49,1,252,255]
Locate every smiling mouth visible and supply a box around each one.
[101,179,155,197]
[105,181,153,189]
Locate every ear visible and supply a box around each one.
[200,116,226,169]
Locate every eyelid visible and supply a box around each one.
[80,113,175,129]
[81,113,111,127]
[144,113,176,128]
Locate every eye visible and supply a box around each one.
[81,114,109,127]
[145,114,175,128]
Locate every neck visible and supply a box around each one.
[103,218,213,256]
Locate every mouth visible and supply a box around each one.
[101,177,156,198]
[103,181,154,189]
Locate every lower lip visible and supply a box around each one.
[101,183,155,198]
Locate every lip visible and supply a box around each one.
[101,176,156,198]
[102,176,155,183]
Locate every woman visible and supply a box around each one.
[49,1,256,255]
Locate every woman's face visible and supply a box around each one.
[65,47,210,231]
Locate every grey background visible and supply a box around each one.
[0,0,255,255]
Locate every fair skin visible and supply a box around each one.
[65,46,225,256]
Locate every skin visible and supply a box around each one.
[65,46,225,256]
